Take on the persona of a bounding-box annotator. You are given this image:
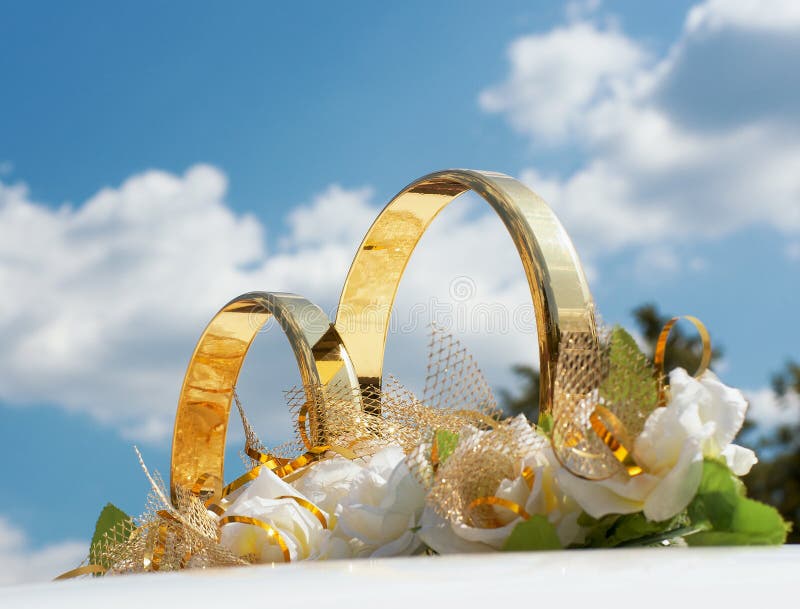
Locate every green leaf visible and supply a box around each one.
[598,326,659,427]
[433,430,459,465]
[89,503,133,568]
[686,460,791,546]
[576,512,620,547]
[503,515,562,551]
[577,511,688,548]
[607,512,689,547]
[537,413,554,436]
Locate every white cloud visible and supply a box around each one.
[0,169,542,444]
[479,21,646,142]
[745,387,800,430]
[0,516,85,586]
[481,0,800,265]
[633,246,679,279]
[688,256,709,273]
[565,0,602,23]
[281,184,375,248]
[686,0,800,34]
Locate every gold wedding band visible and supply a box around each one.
[335,169,596,417]
[170,292,360,500]
[171,170,599,503]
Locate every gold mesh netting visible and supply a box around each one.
[70,322,665,577]
[422,418,544,527]
[86,452,246,576]
[551,329,661,480]
[272,325,503,460]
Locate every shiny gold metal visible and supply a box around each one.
[217,515,291,562]
[54,565,107,580]
[170,292,360,501]
[335,169,596,418]
[467,496,531,528]
[588,405,643,477]
[655,315,712,406]
[655,315,712,380]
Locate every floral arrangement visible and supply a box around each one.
[64,323,789,578]
[55,168,790,579]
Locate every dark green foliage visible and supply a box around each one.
[499,364,540,422]
[578,511,691,548]
[745,360,800,542]
[771,360,800,396]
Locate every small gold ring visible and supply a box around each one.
[170,292,360,501]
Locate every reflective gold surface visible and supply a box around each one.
[655,315,712,380]
[335,169,596,418]
[170,292,360,500]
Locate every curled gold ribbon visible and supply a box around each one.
[655,315,712,380]
[589,406,643,477]
[521,466,535,490]
[219,466,264,499]
[276,496,328,529]
[218,515,291,562]
[655,315,712,406]
[467,496,531,528]
[244,446,289,471]
[148,523,169,571]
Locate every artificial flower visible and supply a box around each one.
[557,368,757,522]
[333,446,426,557]
[217,466,329,562]
[419,416,582,552]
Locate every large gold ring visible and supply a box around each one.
[170,292,359,499]
[334,169,596,417]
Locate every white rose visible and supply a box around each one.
[334,446,426,557]
[218,466,330,562]
[292,455,364,518]
[557,368,757,522]
[419,417,582,553]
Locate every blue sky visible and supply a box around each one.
[1,0,799,584]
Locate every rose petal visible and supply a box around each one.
[698,370,748,452]
[556,468,652,518]
[418,508,493,554]
[643,437,703,521]
[722,444,758,476]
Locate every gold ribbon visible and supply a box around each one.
[467,496,531,528]
[218,515,291,563]
[276,496,328,529]
[655,315,712,380]
[147,523,169,571]
[588,406,643,477]
[54,564,107,580]
[583,316,713,476]
[521,466,535,490]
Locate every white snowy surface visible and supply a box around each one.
[2,547,797,609]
